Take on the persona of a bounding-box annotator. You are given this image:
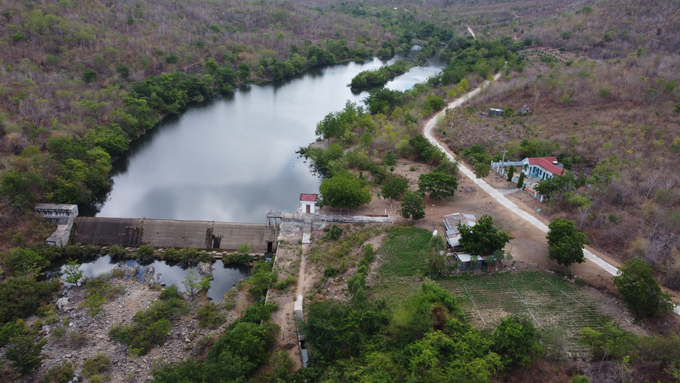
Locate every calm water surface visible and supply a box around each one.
[92,52,444,223]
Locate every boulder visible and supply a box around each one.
[56,297,69,311]
[115,264,139,277]
[197,262,213,278]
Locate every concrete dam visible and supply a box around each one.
[73,217,278,253]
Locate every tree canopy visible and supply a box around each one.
[613,258,674,319]
[319,175,372,210]
[457,214,513,256]
[546,218,590,267]
[381,175,409,201]
[418,171,458,200]
[398,191,426,221]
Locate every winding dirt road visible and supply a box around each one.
[422,75,680,315]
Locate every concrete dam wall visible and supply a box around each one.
[73,217,278,253]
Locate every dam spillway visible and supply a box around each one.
[73,217,278,253]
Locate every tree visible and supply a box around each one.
[506,165,515,182]
[382,150,397,166]
[183,270,210,298]
[319,176,372,211]
[83,69,97,83]
[381,175,408,202]
[314,112,343,141]
[492,316,541,367]
[474,162,490,180]
[64,259,84,285]
[398,191,425,221]
[613,258,674,319]
[457,214,513,256]
[116,65,130,79]
[5,334,47,376]
[237,243,251,254]
[418,172,458,200]
[516,172,525,189]
[546,218,589,268]
[237,63,251,82]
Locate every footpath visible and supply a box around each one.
[423,74,680,315]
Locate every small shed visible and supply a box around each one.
[457,254,483,271]
[299,194,318,214]
[489,108,504,117]
[443,213,476,249]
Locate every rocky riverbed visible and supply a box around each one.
[14,276,243,383]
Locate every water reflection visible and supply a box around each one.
[47,256,250,302]
[89,54,444,223]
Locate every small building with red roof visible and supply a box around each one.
[521,157,565,180]
[299,194,318,214]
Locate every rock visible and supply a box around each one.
[197,262,213,278]
[115,264,139,277]
[142,266,155,284]
[56,297,70,311]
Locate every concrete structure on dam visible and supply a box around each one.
[73,217,278,253]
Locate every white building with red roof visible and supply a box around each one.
[521,156,566,180]
[298,194,318,214]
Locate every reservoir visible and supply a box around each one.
[91,52,444,223]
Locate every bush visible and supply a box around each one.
[82,276,124,317]
[197,303,226,329]
[324,265,339,277]
[5,248,48,276]
[138,245,155,258]
[613,258,673,319]
[109,284,188,355]
[492,316,541,367]
[108,245,127,258]
[274,276,296,290]
[42,361,74,383]
[68,330,88,349]
[0,277,59,324]
[82,353,110,378]
[0,320,25,347]
[324,225,343,240]
[5,334,47,376]
[247,262,276,300]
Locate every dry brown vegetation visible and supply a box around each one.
[438,53,680,290]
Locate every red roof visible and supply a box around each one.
[527,157,565,176]
[300,194,317,202]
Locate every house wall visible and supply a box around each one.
[460,260,483,271]
[300,201,316,214]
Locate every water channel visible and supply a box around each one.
[67,49,445,300]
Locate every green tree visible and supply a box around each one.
[115,65,130,79]
[613,258,674,319]
[237,243,251,254]
[492,316,541,367]
[83,69,97,83]
[457,214,513,256]
[398,191,425,221]
[5,334,47,376]
[319,176,372,211]
[516,172,525,189]
[165,54,178,64]
[64,259,84,285]
[506,165,515,182]
[382,150,397,166]
[546,218,589,268]
[418,172,458,200]
[474,162,490,180]
[381,175,408,202]
[237,62,251,82]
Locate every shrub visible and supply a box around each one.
[108,245,127,258]
[274,276,296,290]
[82,276,124,317]
[42,361,75,383]
[83,69,97,83]
[138,245,154,258]
[68,330,88,349]
[247,262,276,300]
[492,316,541,367]
[324,225,343,240]
[5,334,47,376]
[324,265,339,277]
[613,258,673,319]
[0,320,24,346]
[197,303,226,329]
[82,353,111,378]
[109,284,188,355]
[0,277,59,324]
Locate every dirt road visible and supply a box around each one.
[423,75,680,315]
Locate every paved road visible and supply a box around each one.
[423,74,680,315]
